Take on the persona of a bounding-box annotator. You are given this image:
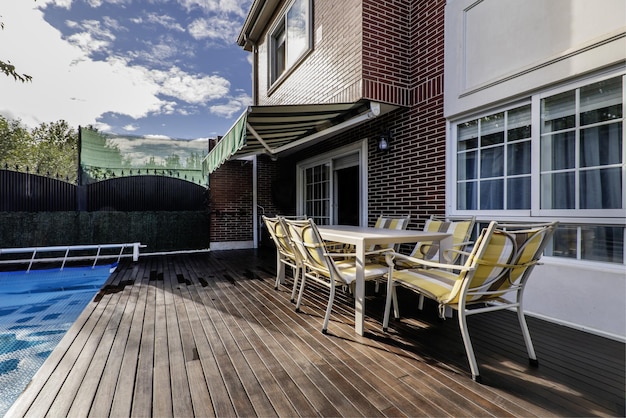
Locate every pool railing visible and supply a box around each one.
[0,242,145,272]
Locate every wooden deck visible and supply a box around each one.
[7,249,625,417]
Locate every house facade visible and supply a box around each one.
[207,0,626,340]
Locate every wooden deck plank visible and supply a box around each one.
[65,264,134,418]
[161,256,197,418]
[108,261,151,417]
[6,250,624,418]
[180,256,299,417]
[230,262,447,417]
[87,262,141,417]
[151,263,173,417]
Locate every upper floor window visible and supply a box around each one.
[269,0,312,85]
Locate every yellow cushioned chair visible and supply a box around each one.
[398,215,476,267]
[262,215,302,302]
[283,217,391,334]
[383,220,558,382]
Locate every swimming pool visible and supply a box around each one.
[0,265,113,416]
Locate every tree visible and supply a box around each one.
[1,14,32,82]
[0,116,78,182]
[31,120,78,180]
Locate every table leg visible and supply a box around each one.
[354,240,365,335]
[439,235,454,318]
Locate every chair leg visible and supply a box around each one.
[382,282,393,331]
[295,275,307,313]
[517,305,538,367]
[322,282,336,334]
[392,287,400,319]
[274,253,283,290]
[458,307,481,382]
[290,265,300,303]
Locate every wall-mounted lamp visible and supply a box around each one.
[378,129,391,152]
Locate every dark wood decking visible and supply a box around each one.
[7,249,625,417]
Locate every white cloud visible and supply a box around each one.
[178,0,250,17]
[0,2,235,131]
[209,93,252,118]
[151,67,231,104]
[188,16,241,42]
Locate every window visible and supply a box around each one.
[452,73,625,264]
[540,76,623,210]
[269,0,311,85]
[304,163,331,225]
[457,105,532,211]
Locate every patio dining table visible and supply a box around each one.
[317,225,452,336]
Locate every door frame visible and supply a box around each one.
[296,140,368,225]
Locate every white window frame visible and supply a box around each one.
[268,0,312,88]
[448,69,626,265]
[296,140,368,225]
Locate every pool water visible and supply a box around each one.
[0,265,113,417]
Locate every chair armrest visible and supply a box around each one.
[385,251,469,272]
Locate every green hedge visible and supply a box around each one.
[0,211,209,252]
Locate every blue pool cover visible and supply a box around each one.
[0,264,113,416]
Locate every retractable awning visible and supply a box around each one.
[203,100,394,174]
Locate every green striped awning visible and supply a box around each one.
[203,101,393,174]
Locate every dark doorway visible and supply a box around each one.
[336,165,360,225]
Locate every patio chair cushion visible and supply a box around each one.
[408,216,475,263]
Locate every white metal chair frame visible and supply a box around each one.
[262,215,302,302]
[283,217,391,334]
[383,221,558,382]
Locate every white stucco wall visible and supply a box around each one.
[444,0,626,119]
[524,261,626,341]
[443,0,626,341]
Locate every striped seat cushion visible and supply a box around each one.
[409,218,473,262]
[368,216,410,251]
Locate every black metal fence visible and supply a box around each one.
[1,170,208,212]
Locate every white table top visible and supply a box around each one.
[317,225,450,246]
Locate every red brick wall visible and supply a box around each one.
[256,0,364,105]
[367,0,446,229]
[209,160,253,242]
[211,0,447,245]
[362,0,411,106]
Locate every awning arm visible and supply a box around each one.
[271,102,383,154]
[246,122,275,156]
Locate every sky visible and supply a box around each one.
[0,0,254,140]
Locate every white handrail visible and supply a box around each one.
[0,243,145,272]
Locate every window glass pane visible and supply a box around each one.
[457,181,477,210]
[480,179,503,209]
[480,146,504,178]
[581,226,624,263]
[580,76,623,125]
[581,123,623,167]
[547,226,578,258]
[542,90,575,133]
[480,113,504,146]
[273,25,286,79]
[286,0,308,68]
[508,105,531,141]
[541,172,575,209]
[457,151,477,180]
[458,120,478,151]
[507,177,531,209]
[507,141,531,175]
[541,131,575,170]
[580,167,622,209]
